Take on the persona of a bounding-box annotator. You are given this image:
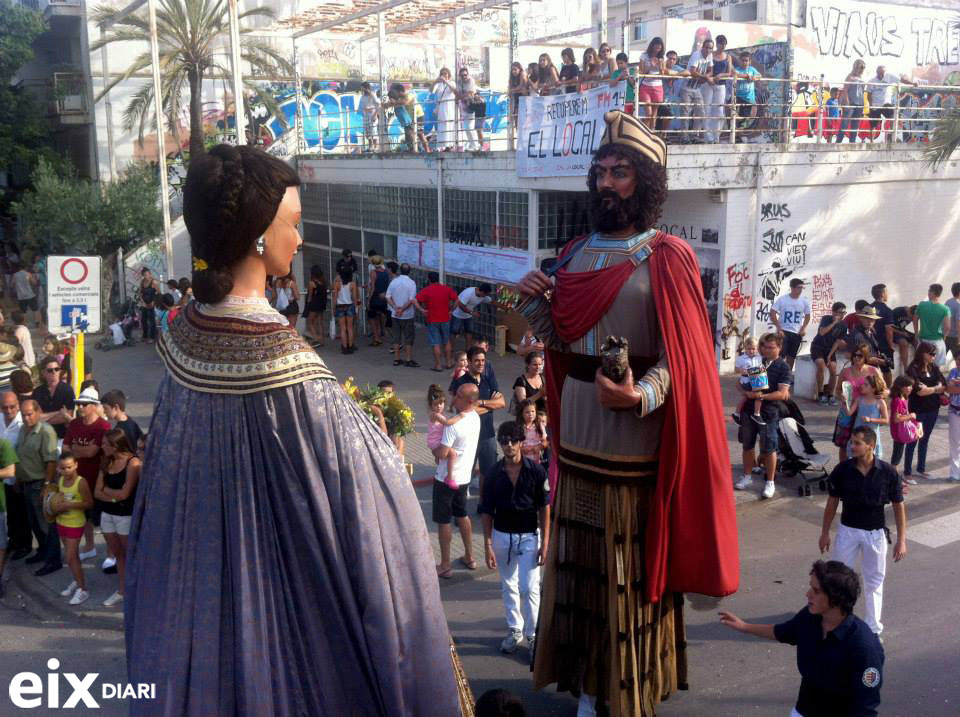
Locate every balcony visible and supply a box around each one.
[41,0,82,16]
[52,72,89,123]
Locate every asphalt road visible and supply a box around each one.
[0,334,957,715]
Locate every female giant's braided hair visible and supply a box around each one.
[183,144,300,303]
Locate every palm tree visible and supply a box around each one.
[925,16,960,169]
[90,0,294,158]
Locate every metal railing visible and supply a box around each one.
[287,70,958,156]
[53,72,87,114]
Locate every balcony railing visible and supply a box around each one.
[53,72,87,115]
[286,70,958,157]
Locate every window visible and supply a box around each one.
[632,16,648,43]
[496,192,529,250]
[537,191,591,251]
[699,0,718,21]
[327,183,363,226]
[729,1,757,22]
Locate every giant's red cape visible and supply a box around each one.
[543,232,739,602]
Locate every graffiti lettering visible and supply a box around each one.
[755,300,771,324]
[760,203,791,222]
[811,273,836,318]
[910,18,960,67]
[810,6,904,59]
[762,229,784,253]
[723,261,752,319]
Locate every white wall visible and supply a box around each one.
[718,171,960,372]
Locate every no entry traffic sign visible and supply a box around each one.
[47,256,102,333]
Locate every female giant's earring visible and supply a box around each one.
[256,235,265,255]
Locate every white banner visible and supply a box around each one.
[46,256,102,333]
[516,82,626,178]
[397,236,530,285]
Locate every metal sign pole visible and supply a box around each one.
[146,0,173,279]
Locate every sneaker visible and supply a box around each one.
[102,556,117,571]
[750,414,766,426]
[904,477,918,485]
[405,360,420,368]
[734,475,754,491]
[60,580,78,597]
[762,480,776,499]
[949,476,960,482]
[79,549,97,561]
[730,412,741,425]
[828,396,838,406]
[68,588,90,606]
[500,628,522,654]
[103,591,124,607]
[752,466,765,474]
[818,394,829,405]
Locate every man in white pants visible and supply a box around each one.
[819,426,907,636]
[479,420,550,663]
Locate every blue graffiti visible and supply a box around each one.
[259,88,509,152]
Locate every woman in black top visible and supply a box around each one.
[304,265,327,346]
[558,47,580,94]
[508,62,528,120]
[479,421,550,660]
[904,341,946,477]
[94,429,141,608]
[512,351,545,412]
[138,268,159,343]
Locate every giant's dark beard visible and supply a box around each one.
[589,188,645,234]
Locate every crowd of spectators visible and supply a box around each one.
[344,32,938,152]
[733,279,960,504]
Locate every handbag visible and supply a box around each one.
[275,288,289,312]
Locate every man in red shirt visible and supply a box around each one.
[63,387,112,560]
[414,271,459,372]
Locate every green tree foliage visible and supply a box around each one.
[91,0,293,158]
[13,159,163,257]
[0,0,55,184]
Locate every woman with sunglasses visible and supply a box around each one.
[832,343,882,462]
[904,341,947,478]
[479,420,550,663]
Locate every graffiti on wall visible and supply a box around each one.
[755,201,810,328]
[811,273,836,318]
[800,2,960,85]
[251,85,509,153]
[724,261,752,317]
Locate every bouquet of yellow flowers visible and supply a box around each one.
[341,378,416,437]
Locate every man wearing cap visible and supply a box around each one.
[771,278,812,370]
[63,387,111,561]
[517,110,738,716]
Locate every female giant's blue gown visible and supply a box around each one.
[125,296,465,716]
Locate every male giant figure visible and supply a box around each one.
[518,111,739,717]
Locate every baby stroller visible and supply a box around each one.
[776,399,830,495]
[96,298,139,351]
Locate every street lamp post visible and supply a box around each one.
[146,0,173,279]
[228,0,246,146]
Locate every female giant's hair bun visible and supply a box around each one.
[183,144,300,304]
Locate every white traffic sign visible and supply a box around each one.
[47,256,102,333]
